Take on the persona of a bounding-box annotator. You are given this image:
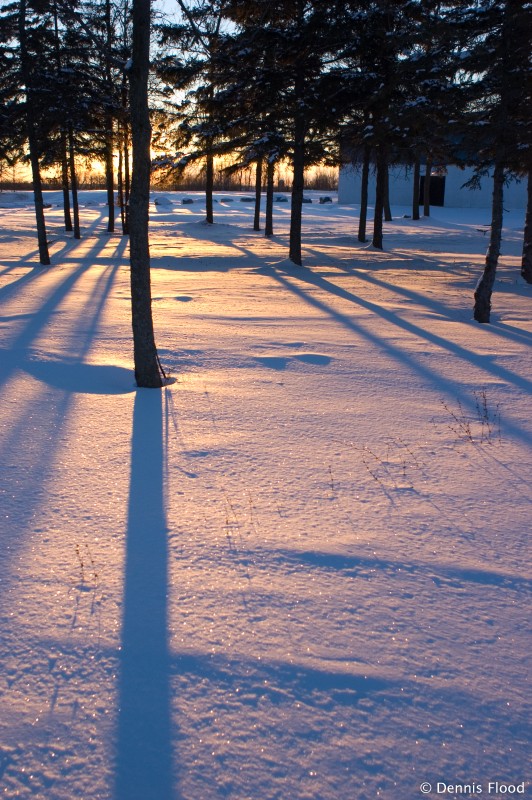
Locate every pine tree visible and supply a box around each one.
[522,172,532,285]
[127,0,166,387]
[0,7,26,179]
[156,0,228,224]
[17,0,53,264]
[456,0,532,322]
[224,0,342,264]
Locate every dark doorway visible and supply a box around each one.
[419,175,446,207]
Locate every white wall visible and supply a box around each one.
[338,163,527,209]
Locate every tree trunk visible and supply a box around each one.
[61,129,73,231]
[253,157,262,231]
[205,144,214,224]
[265,159,274,237]
[118,132,125,233]
[289,135,305,264]
[52,2,72,233]
[384,160,392,221]
[128,0,165,388]
[358,145,370,243]
[289,13,306,266]
[104,0,115,233]
[105,115,115,232]
[521,170,532,284]
[474,162,505,323]
[121,78,131,234]
[289,68,306,265]
[68,126,81,239]
[124,121,131,234]
[372,146,386,249]
[412,157,420,220]
[423,158,432,216]
[18,0,50,266]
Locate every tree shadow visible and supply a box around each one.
[152,219,273,273]
[266,547,532,594]
[312,253,532,349]
[0,243,124,594]
[261,264,532,446]
[115,388,176,800]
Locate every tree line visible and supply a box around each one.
[1,0,530,386]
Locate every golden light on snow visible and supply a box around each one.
[0,188,530,800]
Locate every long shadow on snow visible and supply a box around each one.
[343,261,532,347]
[115,387,176,800]
[165,650,530,772]
[0,242,124,592]
[2,208,110,272]
[265,548,532,594]
[0,235,125,391]
[288,264,532,394]
[301,243,532,349]
[152,220,283,272]
[260,264,532,446]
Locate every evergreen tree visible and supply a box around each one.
[205,15,290,235]
[335,0,417,249]
[16,0,53,264]
[223,0,343,264]
[157,0,228,224]
[0,7,26,178]
[522,172,532,285]
[127,0,166,387]
[453,0,532,322]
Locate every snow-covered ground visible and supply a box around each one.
[0,190,530,800]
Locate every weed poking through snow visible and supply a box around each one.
[439,389,501,444]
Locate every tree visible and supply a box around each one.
[127,0,166,387]
[358,144,371,242]
[461,0,531,322]
[522,172,532,284]
[205,5,290,237]
[49,19,96,240]
[400,1,464,221]
[18,0,50,266]
[0,6,26,181]
[156,0,228,224]
[336,0,415,250]
[102,0,117,232]
[217,0,343,263]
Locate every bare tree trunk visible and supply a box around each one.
[384,160,392,221]
[423,158,432,217]
[205,145,214,224]
[265,159,274,237]
[289,134,305,264]
[120,78,131,234]
[118,131,125,233]
[412,156,420,220]
[372,146,386,249]
[52,2,72,234]
[68,126,81,239]
[105,116,115,232]
[61,129,73,231]
[253,157,262,231]
[104,0,115,233]
[521,170,532,284]
[124,121,131,233]
[289,65,306,265]
[358,146,370,243]
[128,0,165,387]
[18,0,50,265]
[474,162,505,323]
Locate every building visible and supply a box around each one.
[338,163,527,209]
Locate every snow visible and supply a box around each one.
[0,190,531,800]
